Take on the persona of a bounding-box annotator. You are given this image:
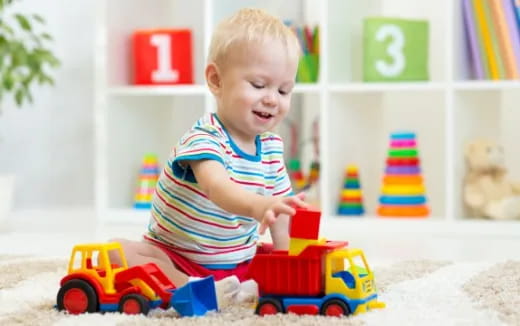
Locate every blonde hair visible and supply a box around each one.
[208,8,301,66]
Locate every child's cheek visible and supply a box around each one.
[282,97,292,112]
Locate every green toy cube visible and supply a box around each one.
[363,17,429,82]
[297,54,319,83]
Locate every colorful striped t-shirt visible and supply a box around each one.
[145,113,293,268]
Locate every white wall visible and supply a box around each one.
[0,0,95,209]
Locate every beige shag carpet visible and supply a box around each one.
[0,256,518,326]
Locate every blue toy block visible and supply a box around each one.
[390,131,416,140]
[379,195,426,205]
[134,202,151,209]
[337,207,365,215]
[344,181,360,188]
[140,167,160,175]
[170,276,218,317]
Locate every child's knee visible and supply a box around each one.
[108,237,126,245]
[107,238,133,264]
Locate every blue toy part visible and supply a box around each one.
[344,181,360,188]
[99,298,162,313]
[332,265,368,289]
[337,207,365,215]
[170,275,218,317]
[140,167,159,175]
[278,293,378,316]
[390,131,416,140]
[333,271,355,289]
[379,195,426,205]
[134,202,152,209]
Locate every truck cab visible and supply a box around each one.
[325,248,382,315]
[68,243,128,295]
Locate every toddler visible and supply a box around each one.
[111,8,305,307]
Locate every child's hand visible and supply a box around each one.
[257,193,307,235]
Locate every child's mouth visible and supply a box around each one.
[253,111,273,120]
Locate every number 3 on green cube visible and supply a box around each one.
[363,18,429,82]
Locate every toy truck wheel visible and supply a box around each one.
[119,293,150,315]
[320,299,350,317]
[57,279,98,314]
[255,298,284,316]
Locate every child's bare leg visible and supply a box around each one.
[108,238,247,308]
[109,238,188,286]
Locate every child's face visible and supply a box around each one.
[215,39,298,143]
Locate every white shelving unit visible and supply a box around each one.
[94,0,520,235]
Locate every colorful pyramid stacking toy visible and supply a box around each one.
[308,161,320,186]
[134,153,160,210]
[337,164,365,216]
[288,158,307,191]
[377,132,429,217]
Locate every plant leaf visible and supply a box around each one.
[40,33,52,41]
[37,73,54,86]
[32,14,45,24]
[11,42,28,66]
[0,21,15,35]
[21,84,32,103]
[25,90,33,103]
[3,72,14,91]
[1,0,16,10]
[0,34,7,49]
[14,88,24,106]
[14,13,32,32]
[34,48,60,67]
[0,1,59,108]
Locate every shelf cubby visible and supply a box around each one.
[324,91,446,218]
[105,95,204,209]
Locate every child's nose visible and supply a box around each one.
[262,91,277,107]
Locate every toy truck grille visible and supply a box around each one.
[363,279,373,293]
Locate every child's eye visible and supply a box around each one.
[250,82,264,89]
[279,89,289,95]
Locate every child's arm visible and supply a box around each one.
[269,213,290,250]
[190,159,305,234]
[269,192,306,250]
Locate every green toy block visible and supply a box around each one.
[363,17,429,82]
[297,54,319,83]
[288,158,301,171]
[388,149,418,158]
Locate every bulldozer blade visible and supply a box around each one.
[170,275,218,317]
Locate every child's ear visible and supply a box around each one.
[205,63,221,95]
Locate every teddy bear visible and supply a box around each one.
[463,139,520,220]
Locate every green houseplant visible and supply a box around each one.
[0,0,60,108]
[0,0,59,225]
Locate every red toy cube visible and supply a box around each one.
[289,207,321,240]
[132,29,193,85]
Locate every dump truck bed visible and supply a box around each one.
[248,241,347,296]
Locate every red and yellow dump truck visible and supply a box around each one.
[248,208,385,316]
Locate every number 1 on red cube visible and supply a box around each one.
[132,29,193,85]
